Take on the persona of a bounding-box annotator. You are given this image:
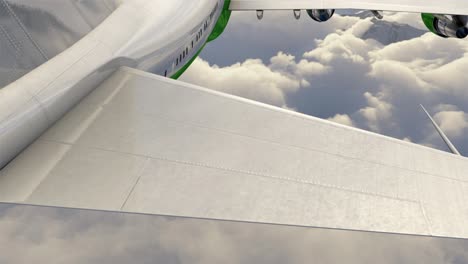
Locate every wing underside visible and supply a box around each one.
[229,0,468,16]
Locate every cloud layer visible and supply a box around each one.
[182,11,468,155]
[1,204,468,263]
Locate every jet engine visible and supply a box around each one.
[306,9,335,22]
[422,14,468,38]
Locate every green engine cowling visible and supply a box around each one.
[421,13,468,38]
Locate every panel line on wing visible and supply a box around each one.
[91,103,468,186]
[80,143,419,204]
[120,157,151,210]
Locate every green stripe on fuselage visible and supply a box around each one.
[208,0,232,42]
[171,0,232,79]
[170,43,206,79]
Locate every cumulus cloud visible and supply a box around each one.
[199,10,362,65]
[420,105,468,150]
[358,92,394,133]
[183,11,468,154]
[377,11,427,30]
[435,110,468,138]
[327,113,355,127]
[182,52,327,107]
[1,204,468,263]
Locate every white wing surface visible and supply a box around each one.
[1,67,468,239]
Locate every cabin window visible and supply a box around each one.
[176,58,179,66]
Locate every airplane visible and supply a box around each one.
[1,0,468,240]
[230,0,468,38]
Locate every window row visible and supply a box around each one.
[163,3,219,77]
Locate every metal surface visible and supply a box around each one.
[0,0,224,169]
[435,15,468,38]
[0,0,118,88]
[2,67,468,239]
[229,0,468,16]
[371,10,383,19]
[420,104,461,156]
[1,0,468,242]
[293,9,301,19]
[306,9,335,22]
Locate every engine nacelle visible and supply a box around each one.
[306,9,335,22]
[422,14,468,39]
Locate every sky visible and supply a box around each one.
[2,10,468,263]
[181,10,468,156]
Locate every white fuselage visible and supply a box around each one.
[122,0,223,77]
[0,0,223,168]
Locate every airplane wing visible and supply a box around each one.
[1,0,468,241]
[229,0,468,16]
[1,66,468,239]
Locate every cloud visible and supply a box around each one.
[421,105,468,145]
[435,110,468,138]
[327,113,355,127]
[358,92,394,133]
[198,10,362,66]
[1,204,468,263]
[183,11,468,154]
[182,52,327,107]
